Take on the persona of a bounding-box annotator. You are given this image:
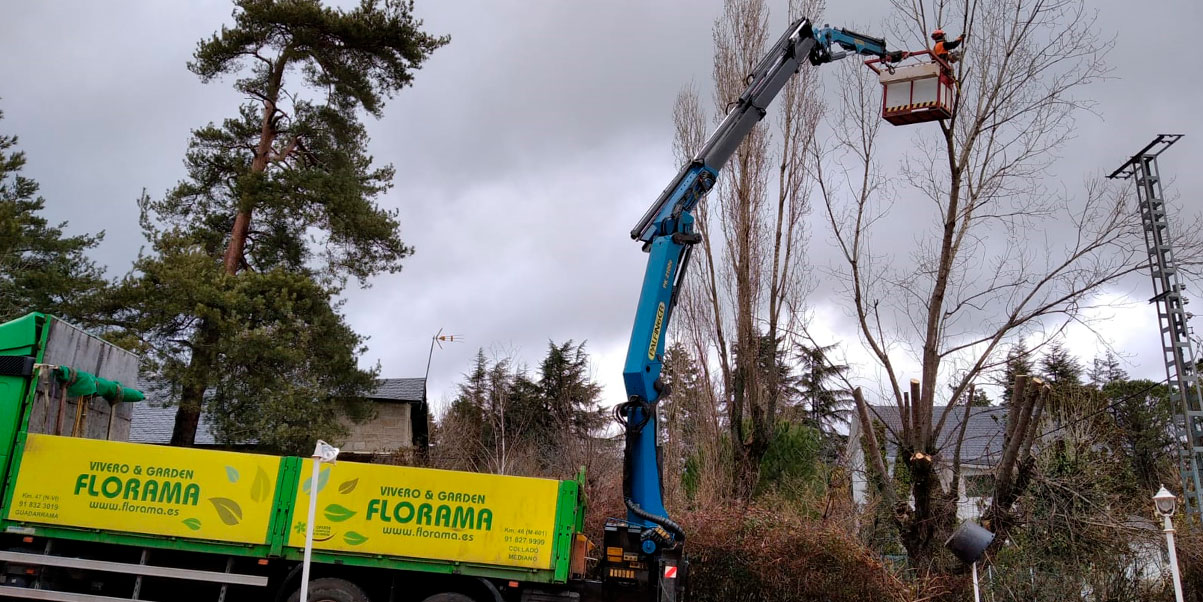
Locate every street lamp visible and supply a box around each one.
[945,521,995,602]
[1154,485,1185,602]
[300,440,340,602]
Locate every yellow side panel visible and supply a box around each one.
[287,460,560,570]
[8,434,279,544]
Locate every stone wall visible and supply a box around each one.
[341,401,412,454]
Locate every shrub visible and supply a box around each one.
[682,506,909,601]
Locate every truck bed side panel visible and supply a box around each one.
[285,459,563,571]
[6,434,281,545]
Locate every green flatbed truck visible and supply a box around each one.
[0,314,615,602]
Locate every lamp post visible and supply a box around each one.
[1154,485,1185,602]
[945,520,994,602]
[300,440,340,602]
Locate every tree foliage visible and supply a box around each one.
[0,112,105,322]
[97,0,448,448]
[995,342,1035,405]
[1088,351,1127,387]
[436,342,604,476]
[792,342,853,433]
[1039,341,1083,388]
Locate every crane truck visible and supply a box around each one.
[610,19,902,602]
[0,17,899,602]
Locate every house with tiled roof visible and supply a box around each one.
[846,404,1007,521]
[130,378,428,461]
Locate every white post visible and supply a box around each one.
[299,459,321,602]
[1164,514,1185,602]
[971,562,981,602]
[300,440,339,602]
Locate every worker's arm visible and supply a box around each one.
[944,34,964,51]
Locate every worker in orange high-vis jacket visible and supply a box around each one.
[931,29,965,63]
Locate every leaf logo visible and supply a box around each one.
[343,531,368,546]
[323,504,356,522]
[251,467,271,502]
[209,497,243,526]
[301,466,331,494]
[182,518,202,531]
[225,466,240,483]
[338,478,359,494]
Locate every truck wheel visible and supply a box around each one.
[420,594,475,602]
[286,578,370,602]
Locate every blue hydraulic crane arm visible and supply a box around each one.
[617,17,896,551]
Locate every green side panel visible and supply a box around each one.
[0,313,48,518]
[268,456,302,556]
[574,468,587,533]
[551,478,583,583]
[0,313,45,357]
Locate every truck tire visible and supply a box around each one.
[286,578,370,602]
[420,594,475,602]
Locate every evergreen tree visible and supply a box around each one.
[538,340,604,437]
[660,343,712,446]
[1040,341,1083,387]
[793,342,853,433]
[967,388,991,407]
[0,112,105,322]
[99,0,448,448]
[438,343,604,475]
[1087,351,1127,387]
[1104,379,1172,492]
[995,341,1035,405]
[660,343,718,502]
[440,350,496,470]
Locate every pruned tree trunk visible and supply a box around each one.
[817,0,1146,570]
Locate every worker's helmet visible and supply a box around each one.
[931,29,945,40]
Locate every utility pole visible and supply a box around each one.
[1109,134,1203,518]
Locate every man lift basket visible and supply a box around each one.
[865,50,955,126]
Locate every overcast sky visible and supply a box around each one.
[2,0,1200,415]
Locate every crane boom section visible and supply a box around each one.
[617,14,895,554]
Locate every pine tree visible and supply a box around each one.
[1040,341,1083,387]
[538,340,604,438]
[98,0,448,449]
[967,388,991,407]
[793,342,853,433]
[661,343,723,504]
[995,341,1035,405]
[1104,379,1172,491]
[440,350,489,470]
[1087,351,1127,387]
[0,112,105,322]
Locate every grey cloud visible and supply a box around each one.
[2,0,1199,410]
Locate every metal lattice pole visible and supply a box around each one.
[1109,134,1203,518]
